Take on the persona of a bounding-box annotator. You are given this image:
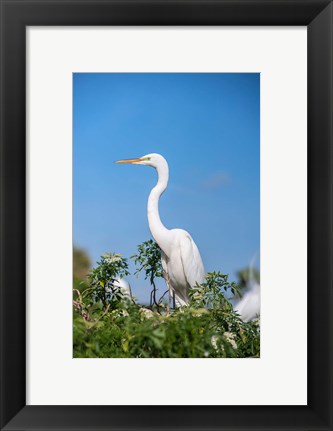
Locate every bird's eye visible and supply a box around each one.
[142,157,151,161]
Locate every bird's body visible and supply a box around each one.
[234,280,260,322]
[234,258,260,322]
[160,229,205,306]
[116,153,205,305]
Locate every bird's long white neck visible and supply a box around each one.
[147,161,171,255]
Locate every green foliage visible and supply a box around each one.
[190,272,242,308]
[132,240,164,307]
[73,242,260,359]
[73,301,260,358]
[132,239,163,284]
[85,253,130,307]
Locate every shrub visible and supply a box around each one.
[73,242,260,358]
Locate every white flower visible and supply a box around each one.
[223,331,238,349]
[139,308,154,320]
[211,335,218,350]
[103,253,122,263]
[211,335,226,353]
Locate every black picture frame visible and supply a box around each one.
[1,1,332,430]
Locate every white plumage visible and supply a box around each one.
[234,259,260,322]
[161,229,205,305]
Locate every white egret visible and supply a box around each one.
[116,153,205,306]
[234,258,260,322]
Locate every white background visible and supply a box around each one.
[27,27,307,405]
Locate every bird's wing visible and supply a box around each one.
[234,289,260,322]
[179,234,205,288]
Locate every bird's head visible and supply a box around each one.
[115,153,166,169]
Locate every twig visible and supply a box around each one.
[73,289,91,321]
[158,289,169,304]
[87,304,110,331]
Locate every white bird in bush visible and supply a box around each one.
[234,260,260,322]
[116,153,205,306]
[106,278,132,299]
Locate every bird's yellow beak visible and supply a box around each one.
[115,157,143,164]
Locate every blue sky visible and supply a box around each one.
[73,73,260,303]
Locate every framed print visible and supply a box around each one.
[28,27,304,406]
[0,0,332,430]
